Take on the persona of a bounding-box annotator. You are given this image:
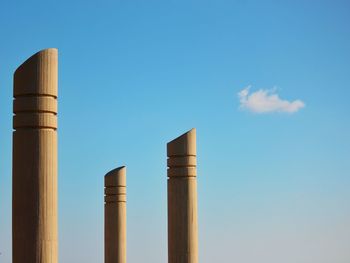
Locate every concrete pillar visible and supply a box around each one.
[105,166,127,263]
[12,48,58,263]
[167,128,198,263]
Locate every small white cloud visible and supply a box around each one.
[238,86,305,114]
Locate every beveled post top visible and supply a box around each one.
[167,128,196,157]
[14,48,58,98]
[167,128,197,178]
[105,166,126,187]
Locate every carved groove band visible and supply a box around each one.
[14,96,57,114]
[167,167,197,177]
[104,186,126,203]
[167,156,196,167]
[104,195,126,203]
[167,153,197,178]
[104,186,126,195]
[13,112,57,130]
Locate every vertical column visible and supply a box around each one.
[12,48,58,263]
[105,166,127,263]
[167,128,198,263]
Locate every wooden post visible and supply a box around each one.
[105,166,127,263]
[12,48,58,263]
[167,128,198,263]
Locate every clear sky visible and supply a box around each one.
[1,0,350,262]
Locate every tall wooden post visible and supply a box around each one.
[167,128,198,263]
[105,166,127,263]
[12,48,58,263]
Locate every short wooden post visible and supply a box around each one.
[167,128,198,263]
[105,166,127,263]
[12,48,58,263]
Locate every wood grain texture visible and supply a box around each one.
[167,128,198,263]
[13,48,58,263]
[105,166,126,263]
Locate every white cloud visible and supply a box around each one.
[238,86,305,114]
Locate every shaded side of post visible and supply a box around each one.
[105,166,127,263]
[12,48,58,263]
[167,128,198,263]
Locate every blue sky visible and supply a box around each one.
[1,0,350,262]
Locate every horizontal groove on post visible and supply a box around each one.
[13,110,57,114]
[14,126,57,131]
[166,177,197,181]
[167,156,197,167]
[14,96,57,114]
[167,154,196,157]
[13,127,57,131]
[105,186,126,195]
[14,93,57,99]
[167,152,197,178]
[167,165,197,177]
[105,195,126,202]
[13,112,57,129]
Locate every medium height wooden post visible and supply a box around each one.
[167,128,198,263]
[12,48,58,263]
[105,166,127,263]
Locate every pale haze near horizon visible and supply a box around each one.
[0,1,349,262]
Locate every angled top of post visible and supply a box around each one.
[14,48,58,97]
[105,166,126,187]
[167,128,196,157]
